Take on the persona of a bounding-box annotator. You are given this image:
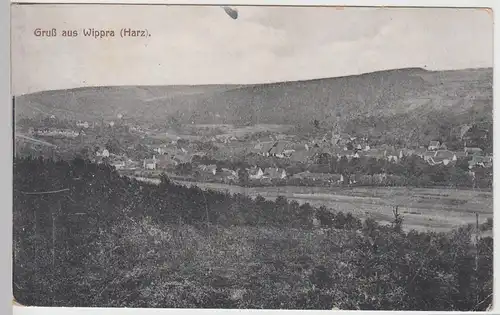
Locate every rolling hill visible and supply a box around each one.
[14,67,492,132]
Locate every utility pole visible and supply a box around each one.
[22,189,68,303]
[52,211,56,268]
[475,212,480,305]
[475,212,480,268]
[51,199,61,305]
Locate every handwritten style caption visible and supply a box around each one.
[33,28,151,39]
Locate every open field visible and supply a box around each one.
[189,124,295,137]
[135,177,492,233]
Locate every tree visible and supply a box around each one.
[337,156,350,183]
[316,206,335,227]
[238,168,249,186]
[313,119,320,129]
[349,157,363,174]
[317,153,331,165]
[449,167,471,188]
[216,164,223,173]
[175,163,192,176]
[298,203,314,228]
[159,173,172,186]
[105,138,121,154]
[391,206,404,233]
[365,157,382,175]
[78,146,93,160]
[167,116,182,129]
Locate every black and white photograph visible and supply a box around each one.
[11,4,493,311]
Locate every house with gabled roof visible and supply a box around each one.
[221,168,238,177]
[428,141,441,151]
[153,146,168,155]
[384,148,400,162]
[254,141,275,157]
[349,150,360,159]
[461,125,489,147]
[331,134,342,146]
[96,148,110,158]
[453,151,467,160]
[432,150,456,166]
[143,155,157,170]
[198,164,217,175]
[76,121,89,129]
[460,124,472,139]
[469,156,493,169]
[364,148,385,160]
[422,151,437,163]
[263,167,287,180]
[248,167,264,180]
[282,149,296,158]
[434,150,456,160]
[414,147,427,158]
[269,141,291,158]
[110,155,127,170]
[320,133,330,143]
[290,150,313,163]
[401,148,415,157]
[292,143,309,151]
[330,147,345,159]
[157,155,179,169]
[424,150,456,166]
[464,147,483,156]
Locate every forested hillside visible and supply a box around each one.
[15,68,492,131]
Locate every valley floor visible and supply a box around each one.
[134,176,493,233]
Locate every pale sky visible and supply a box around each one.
[11,5,493,95]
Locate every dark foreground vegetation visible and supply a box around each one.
[13,157,493,310]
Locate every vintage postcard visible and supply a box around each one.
[11,4,493,311]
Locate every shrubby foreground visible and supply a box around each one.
[13,157,493,310]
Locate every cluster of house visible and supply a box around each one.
[92,148,142,171]
[141,153,190,170]
[290,171,390,185]
[44,115,119,131]
[418,141,492,168]
[99,147,194,172]
[197,164,239,180]
[103,154,184,171]
[32,128,81,139]
[86,123,492,185]
[192,165,288,182]
[247,166,287,180]
[250,134,492,170]
[201,134,239,144]
[76,121,90,129]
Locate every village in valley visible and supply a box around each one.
[15,113,493,189]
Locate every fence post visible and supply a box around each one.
[475,212,480,305]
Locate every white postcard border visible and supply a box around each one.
[4,1,499,315]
